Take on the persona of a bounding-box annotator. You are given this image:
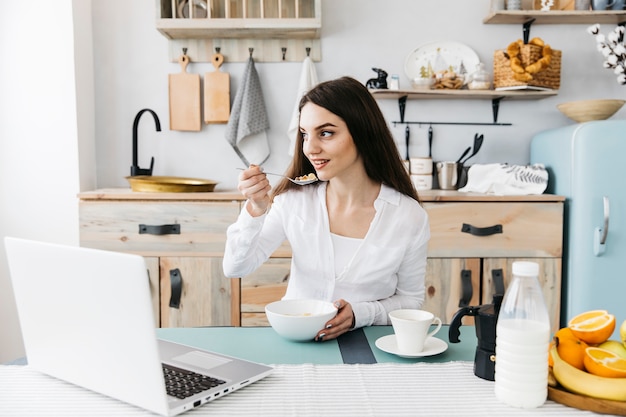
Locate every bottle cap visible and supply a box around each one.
[512,261,539,277]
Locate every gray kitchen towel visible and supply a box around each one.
[225,56,270,167]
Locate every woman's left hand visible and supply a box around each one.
[314,299,354,342]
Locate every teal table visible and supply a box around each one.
[156,325,478,365]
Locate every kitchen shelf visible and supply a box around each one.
[371,88,557,124]
[156,17,321,40]
[370,89,557,101]
[483,10,626,25]
[156,0,321,62]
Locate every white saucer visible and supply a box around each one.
[375,334,448,358]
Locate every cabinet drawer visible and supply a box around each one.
[424,202,563,258]
[241,258,290,326]
[79,201,239,255]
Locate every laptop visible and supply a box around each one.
[4,237,273,416]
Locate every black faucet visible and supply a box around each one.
[131,108,161,176]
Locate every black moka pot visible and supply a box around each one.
[448,294,503,381]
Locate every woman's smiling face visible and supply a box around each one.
[299,103,362,182]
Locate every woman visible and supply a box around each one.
[223,76,430,341]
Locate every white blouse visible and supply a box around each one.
[222,182,430,329]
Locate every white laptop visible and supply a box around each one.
[4,237,273,416]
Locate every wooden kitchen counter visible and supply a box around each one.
[78,188,565,202]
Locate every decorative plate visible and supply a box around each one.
[404,41,480,83]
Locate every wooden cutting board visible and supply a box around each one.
[204,52,230,124]
[548,386,626,415]
[168,53,201,131]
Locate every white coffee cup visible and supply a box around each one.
[389,309,442,353]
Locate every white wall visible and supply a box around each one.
[1,0,623,361]
[92,0,623,192]
[0,0,95,362]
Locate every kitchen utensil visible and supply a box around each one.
[436,161,458,190]
[168,52,201,131]
[591,0,616,8]
[409,157,433,175]
[405,126,411,171]
[449,294,503,381]
[428,126,433,157]
[557,99,625,123]
[548,386,626,415]
[204,51,230,124]
[177,0,208,18]
[236,168,318,185]
[461,133,484,165]
[389,309,442,354]
[265,299,337,341]
[126,176,217,192]
[456,146,471,164]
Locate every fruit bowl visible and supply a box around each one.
[557,99,625,123]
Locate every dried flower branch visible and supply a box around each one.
[587,24,626,85]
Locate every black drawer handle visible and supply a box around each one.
[169,268,182,309]
[459,269,473,308]
[461,223,502,237]
[138,224,180,235]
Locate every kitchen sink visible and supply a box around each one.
[126,176,218,192]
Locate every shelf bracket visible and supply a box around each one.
[492,97,504,123]
[523,18,536,44]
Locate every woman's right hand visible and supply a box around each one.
[238,165,271,217]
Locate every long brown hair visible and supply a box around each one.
[272,76,419,203]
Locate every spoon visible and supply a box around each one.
[461,133,484,165]
[236,168,318,185]
[456,146,472,164]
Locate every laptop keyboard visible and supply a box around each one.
[162,363,226,400]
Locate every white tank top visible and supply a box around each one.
[330,233,362,279]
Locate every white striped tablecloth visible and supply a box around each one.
[0,362,605,416]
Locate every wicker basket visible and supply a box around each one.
[493,44,561,90]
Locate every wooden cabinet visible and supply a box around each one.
[78,190,242,328]
[79,189,564,332]
[419,192,564,333]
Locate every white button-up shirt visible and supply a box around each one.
[223,182,430,328]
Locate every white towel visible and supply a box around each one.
[225,56,270,166]
[287,56,318,156]
[458,163,548,195]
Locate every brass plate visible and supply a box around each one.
[126,176,218,193]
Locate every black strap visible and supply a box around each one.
[336,328,377,364]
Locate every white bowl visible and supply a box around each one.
[265,299,337,341]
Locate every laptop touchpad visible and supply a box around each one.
[173,351,231,371]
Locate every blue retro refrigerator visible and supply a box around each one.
[530,120,625,339]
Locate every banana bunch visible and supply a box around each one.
[550,346,626,402]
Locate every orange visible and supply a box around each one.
[584,347,626,378]
[567,310,616,344]
[552,327,588,370]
